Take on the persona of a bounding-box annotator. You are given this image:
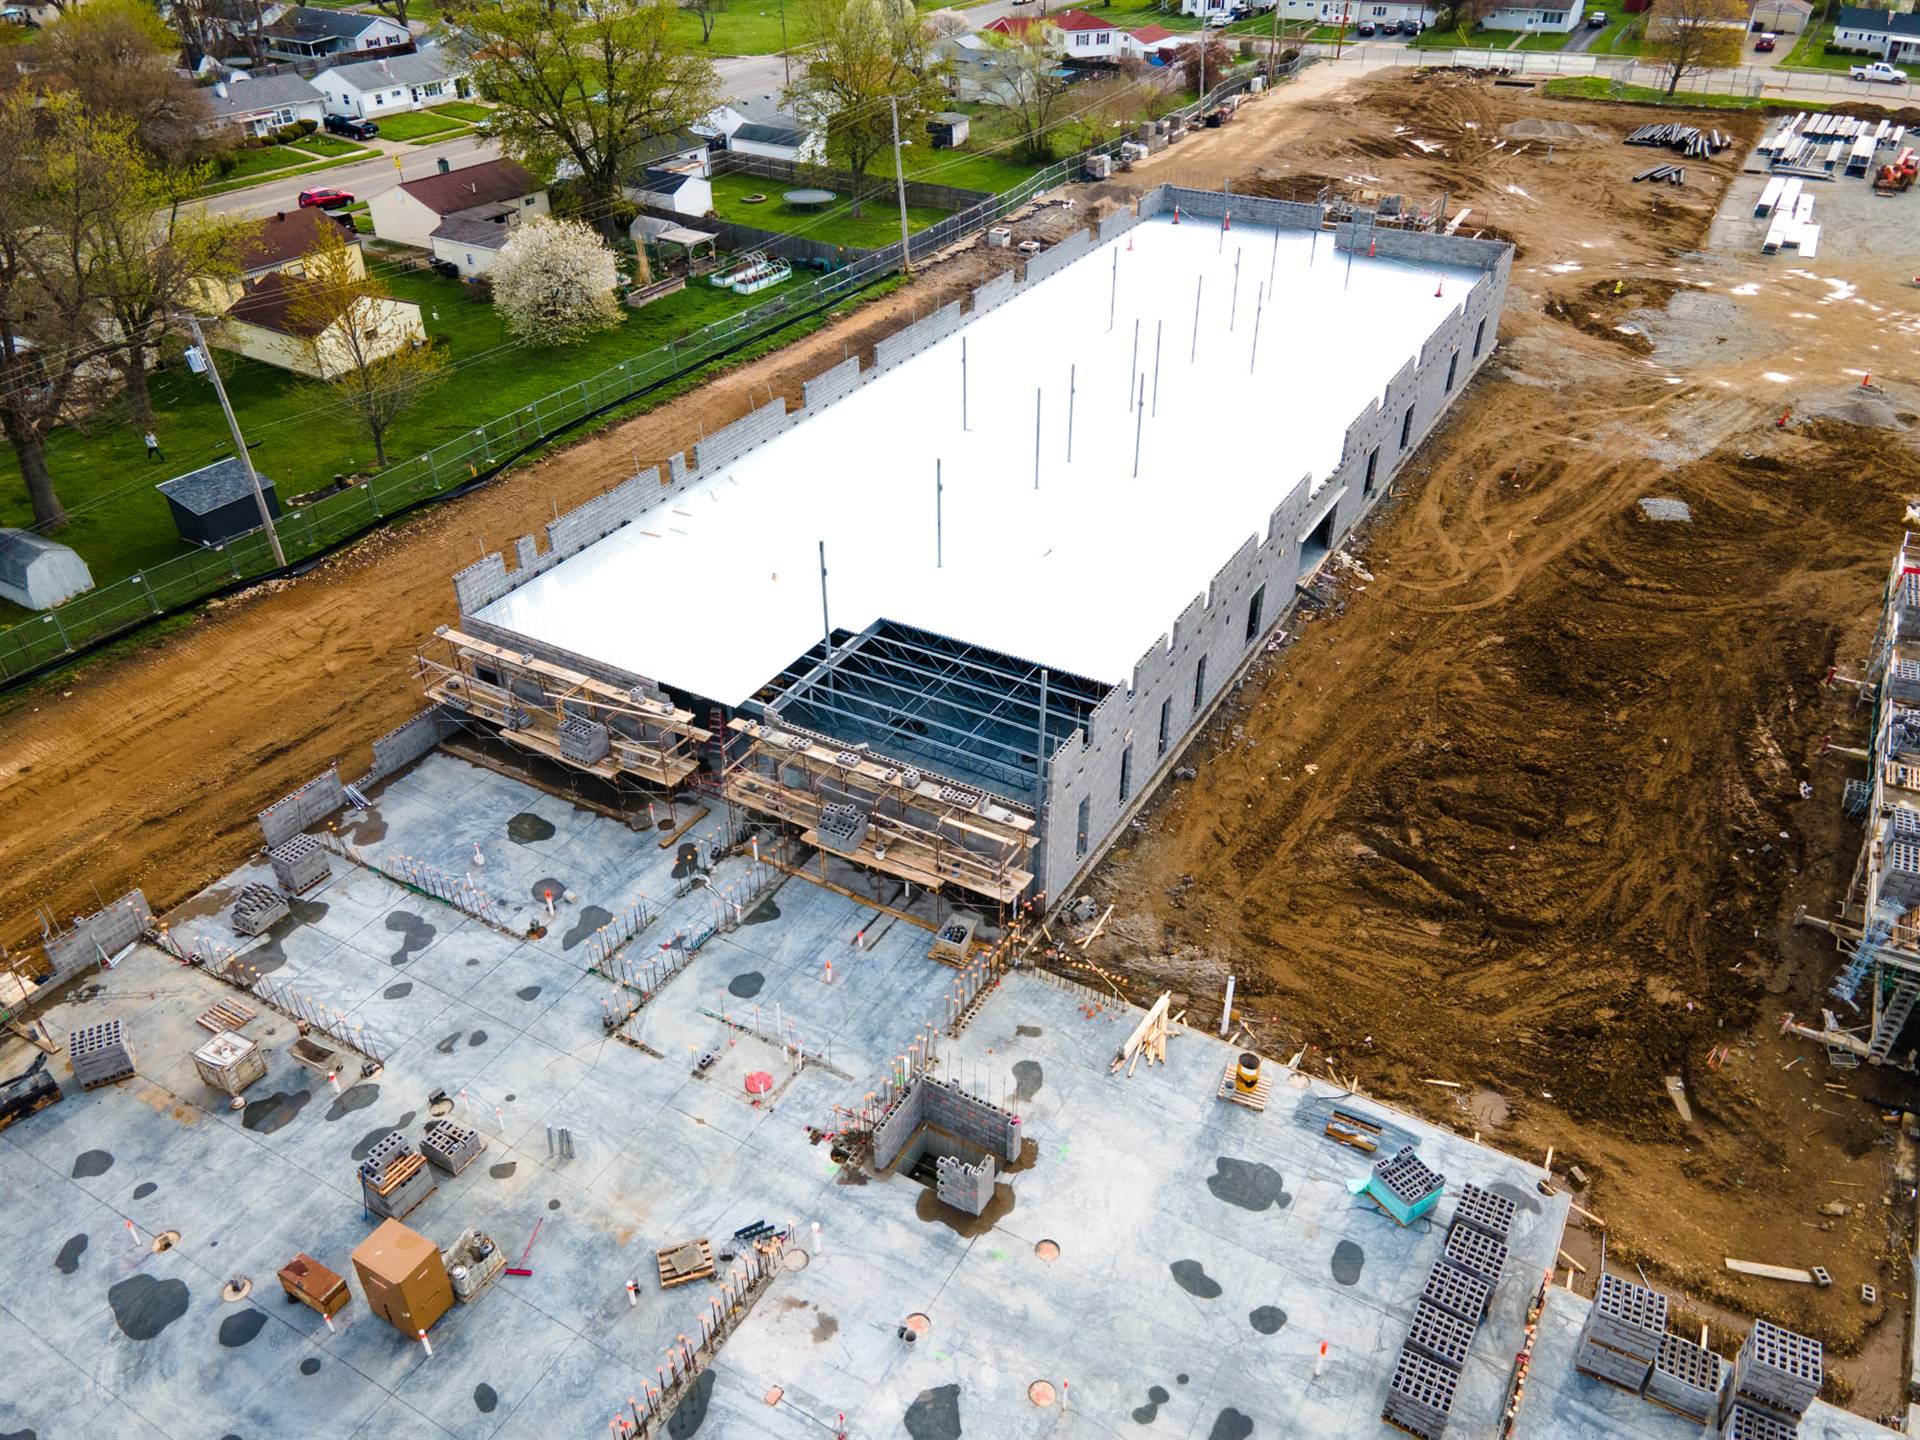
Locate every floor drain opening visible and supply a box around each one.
[152,1230,181,1254]
[222,1275,253,1302]
[1034,1239,1060,1262]
[783,1248,810,1271]
[1029,1380,1057,1407]
[904,1312,931,1337]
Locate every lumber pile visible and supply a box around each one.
[1111,992,1181,1075]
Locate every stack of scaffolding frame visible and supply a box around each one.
[721,717,1036,905]
[416,627,709,789]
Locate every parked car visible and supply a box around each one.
[1205,13,1233,26]
[297,187,354,209]
[1753,32,1776,50]
[323,114,379,140]
[1355,20,1375,35]
[1402,19,1421,34]
[1851,60,1909,83]
[1586,9,1607,26]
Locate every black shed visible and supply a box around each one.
[156,458,283,547]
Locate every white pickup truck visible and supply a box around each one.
[1851,61,1910,84]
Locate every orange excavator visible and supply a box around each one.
[1874,146,1917,195]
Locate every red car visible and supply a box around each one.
[1754,33,1776,50]
[298,187,354,209]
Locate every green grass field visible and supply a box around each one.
[219,145,317,180]
[0,269,807,599]
[1542,75,1831,109]
[707,170,950,248]
[1510,28,1576,50]
[287,133,366,158]
[371,109,471,141]
[1586,13,1644,54]
[428,100,493,123]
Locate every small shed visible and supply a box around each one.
[927,112,972,150]
[0,529,93,610]
[157,458,283,547]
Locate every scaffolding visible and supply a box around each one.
[416,627,710,789]
[720,716,1037,906]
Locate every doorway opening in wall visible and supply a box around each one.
[1298,509,1336,577]
[1363,447,1379,498]
[1156,697,1171,757]
[1075,796,1090,856]
[1245,585,1265,645]
[1118,743,1133,802]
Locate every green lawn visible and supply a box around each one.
[707,169,951,248]
[1511,27,1576,50]
[428,100,493,123]
[219,145,317,180]
[286,133,370,158]
[372,109,471,141]
[667,0,802,55]
[1586,13,1644,54]
[1411,25,1475,48]
[197,151,366,198]
[1781,20,1919,76]
[0,269,810,600]
[1541,75,1831,109]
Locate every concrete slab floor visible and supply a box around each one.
[0,751,1898,1439]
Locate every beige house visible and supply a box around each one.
[218,272,425,379]
[196,209,366,314]
[367,157,549,252]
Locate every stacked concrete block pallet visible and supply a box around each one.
[419,1118,486,1177]
[1383,1345,1460,1439]
[1367,1145,1446,1226]
[360,1130,436,1220]
[1719,1319,1821,1434]
[1576,1273,1667,1393]
[232,883,288,938]
[1452,1182,1516,1243]
[68,1019,136,1090]
[1721,1403,1800,1440]
[1646,1332,1728,1424]
[1406,1301,1476,1372]
[556,716,610,765]
[268,833,330,893]
[1442,1221,1508,1290]
[1420,1260,1492,1325]
[815,802,870,854]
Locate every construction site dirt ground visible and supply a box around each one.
[4,67,1919,1420]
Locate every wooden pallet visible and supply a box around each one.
[1217,1057,1273,1111]
[656,1238,715,1290]
[196,1000,257,1034]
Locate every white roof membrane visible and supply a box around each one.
[477,215,1481,704]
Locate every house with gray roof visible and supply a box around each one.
[156,459,283,547]
[201,71,327,139]
[262,5,410,61]
[1832,5,1920,60]
[314,51,471,119]
[0,530,93,611]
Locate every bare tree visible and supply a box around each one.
[0,91,128,529]
[283,225,446,468]
[27,0,219,165]
[453,0,719,231]
[683,0,723,42]
[983,33,1074,163]
[788,0,946,217]
[1645,0,1745,94]
[922,8,969,39]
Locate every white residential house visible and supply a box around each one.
[627,165,714,218]
[314,53,470,119]
[1179,0,1235,17]
[367,157,550,251]
[933,32,1014,99]
[218,272,426,379]
[202,71,327,138]
[262,6,409,61]
[1122,23,1186,59]
[697,96,824,164]
[1300,0,1437,25]
[1831,6,1920,60]
[1046,8,1126,58]
[1478,0,1584,30]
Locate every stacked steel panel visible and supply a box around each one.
[1382,1346,1459,1440]
[419,1118,486,1176]
[1646,1332,1728,1424]
[232,883,289,937]
[268,834,331,893]
[1718,1320,1820,1432]
[68,1020,136,1090]
[360,1131,436,1220]
[1441,1222,1507,1289]
[1576,1274,1667,1393]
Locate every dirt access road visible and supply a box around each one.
[3,66,1917,1416]
[1095,76,1920,1414]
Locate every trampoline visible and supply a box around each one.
[782,187,837,210]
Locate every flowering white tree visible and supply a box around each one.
[491,216,624,347]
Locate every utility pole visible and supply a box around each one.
[889,96,913,274]
[183,313,284,568]
[778,0,791,89]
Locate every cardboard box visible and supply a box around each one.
[351,1219,452,1337]
[278,1253,350,1318]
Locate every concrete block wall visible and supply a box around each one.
[871,1081,925,1170]
[1098,207,1140,244]
[1021,227,1095,287]
[972,271,1016,316]
[922,1076,1021,1162]
[936,1152,995,1215]
[1162,187,1324,233]
[871,299,962,372]
[803,356,862,411]
[43,890,152,979]
[367,708,453,783]
[695,398,790,472]
[259,767,345,847]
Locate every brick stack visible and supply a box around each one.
[360,1130,436,1220]
[557,716,610,765]
[268,834,330,893]
[232,883,289,937]
[418,1118,485,1177]
[68,1020,136,1090]
[1718,1320,1820,1437]
[1576,1273,1667,1394]
[1645,1332,1728,1424]
[1442,1222,1508,1290]
[1451,1182,1516,1243]
[1420,1260,1493,1325]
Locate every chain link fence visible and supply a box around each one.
[0,58,1302,687]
